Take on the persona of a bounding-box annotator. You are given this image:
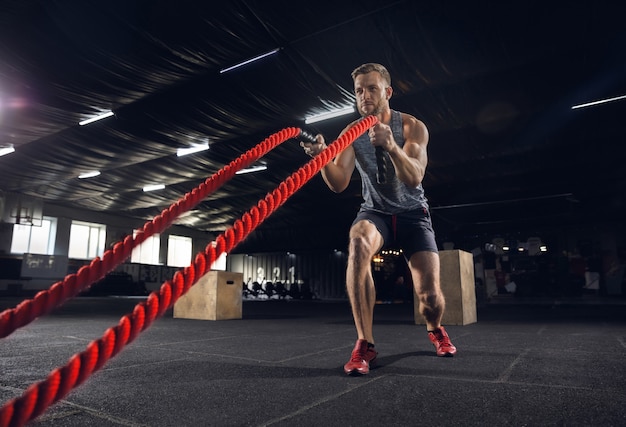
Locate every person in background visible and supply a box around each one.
[301,63,456,375]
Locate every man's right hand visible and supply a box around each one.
[300,134,326,157]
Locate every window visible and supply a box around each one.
[213,251,227,271]
[167,235,192,267]
[68,221,106,259]
[209,241,227,271]
[131,232,161,265]
[10,216,57,255]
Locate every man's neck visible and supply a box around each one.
[376,108,392,125]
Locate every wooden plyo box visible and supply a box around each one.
[415,250,477,326]
[173,270,243,320]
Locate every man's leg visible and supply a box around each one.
[408,251,444,330]
[408,251,457,356]
[346,220,383,343]
[343,220,383,375]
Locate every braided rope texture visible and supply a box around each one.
[0,116,376,427]
[0,128,300,340]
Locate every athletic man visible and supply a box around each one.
[301,63,456,375]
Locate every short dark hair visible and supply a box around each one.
[351,63,391,86]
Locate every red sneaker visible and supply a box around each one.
[343,339,378,375]
[428,326,457,357]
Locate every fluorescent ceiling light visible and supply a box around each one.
[79,111,114,126]
[78,171,101,179]
[143,184,165,192]
[235,164,267,175]
[0,145,16,157]
[305,106,355,124]
[220,48,280,74]
[177,142,209,157]
[571,94,626,110]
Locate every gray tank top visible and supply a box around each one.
[353,110,429,214]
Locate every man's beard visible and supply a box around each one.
[358,99,385,117]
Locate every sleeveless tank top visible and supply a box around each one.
[353,110,429,214]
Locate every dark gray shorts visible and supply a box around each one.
[352,207,438,257]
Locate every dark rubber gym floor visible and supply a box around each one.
[1,296,625,426]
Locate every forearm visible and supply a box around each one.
[388,145,425,188]
[301,132,354,193]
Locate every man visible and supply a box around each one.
[301,63,456,376]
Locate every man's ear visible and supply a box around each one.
[386,86,393,100]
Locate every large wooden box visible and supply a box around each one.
[415,250,477,326]
[174,271,243,320]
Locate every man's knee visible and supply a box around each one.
[348,221,382,260]
[348,235,376,259]
[416,289,443,308]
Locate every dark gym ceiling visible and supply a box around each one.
[1,0,625,253]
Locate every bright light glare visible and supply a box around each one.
[78,171,101,179]
[305,106,355,124]
[79,111,114,126]
[220,49,280,74]
[235,165,267,175]
[571,94,626,110]
[177,143,209,157]
[143,184,165,192]
[0,145,16,157]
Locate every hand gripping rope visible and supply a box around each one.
[300,127,387,184]
[0,115,378,427]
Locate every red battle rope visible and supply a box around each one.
[0,115,377,427]
[0,127,302,340]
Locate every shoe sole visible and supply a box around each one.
[345,368,367,376]
[344,358,377,376]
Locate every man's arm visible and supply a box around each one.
[300,124,357,193]
[369,114,429,188]
[320,143,355,193]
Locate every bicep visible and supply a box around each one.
[334,145,356,177]
[320,138,355,193]
[403,118,429,168]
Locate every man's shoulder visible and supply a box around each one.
[397,110,422,123]
[398,112,427,131]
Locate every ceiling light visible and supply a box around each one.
[235,164,267,175]
[79,111,114,126]
[78,171,101,179]
[143,184,165,192]
[220,48,280,74]
[0,145,15,157]
[177,142,209,157]
[571,94,626,110]
[305,106,355,124]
